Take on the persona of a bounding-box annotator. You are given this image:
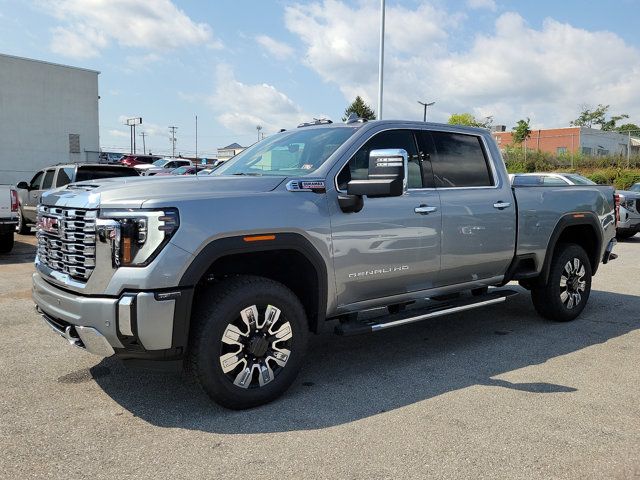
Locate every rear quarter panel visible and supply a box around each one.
[514,185,616,274]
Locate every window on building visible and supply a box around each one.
[69,134,81,154]
[430,131,493,188]
[556,147,567,155]
[582,147,593,155]
[597,148,609,156]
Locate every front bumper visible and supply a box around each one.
[33,272,188,358]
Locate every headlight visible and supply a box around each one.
[97,208,179,267]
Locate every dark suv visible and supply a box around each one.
[15,164,139,233]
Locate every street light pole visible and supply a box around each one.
[377,0,385,120]
[418,101,435,122]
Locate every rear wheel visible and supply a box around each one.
[531,244,592,322]
[16,208,29,234]
[189,275,308,409]
[0,232,14,253]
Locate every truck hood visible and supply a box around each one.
[618,189,640,200]
[41,175,287,209]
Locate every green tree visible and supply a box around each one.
[342,96,376,121]
[570,104,629,131]
[447,113,493,128]
[512,118,531,144]
[616,123,640,134]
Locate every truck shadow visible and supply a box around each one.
[0,235,36,265]
[92,287,640,433]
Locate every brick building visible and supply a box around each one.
[492,127,637,156]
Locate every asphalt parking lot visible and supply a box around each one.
[1,233,639,479]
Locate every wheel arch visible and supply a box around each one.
[178,233,328,334]
[537,213,603,286]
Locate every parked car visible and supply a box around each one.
[510,172,596,186]
[616,190,640,240]
[15,164,139,233]
[139,159,192,176]
[196,168,214,176]
[120,155,162,168]
[99,152,124,164]
[0,185,18,253]
[33,120,617,409]
[627,182,640,192]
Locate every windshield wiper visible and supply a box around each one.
[231,172,263,176]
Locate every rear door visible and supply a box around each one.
[421,130,516,286]
[329,128,442,307]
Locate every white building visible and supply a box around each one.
[217,143,245,160]
[0,53,99,185]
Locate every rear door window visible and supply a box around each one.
[42,169,55,189]
[429,131,493,188]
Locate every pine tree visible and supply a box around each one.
[342,96,376,121]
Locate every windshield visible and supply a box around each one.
[565,174,596,185]
[629,183,640,192]
[213,127,357,177]
[172,166,190,175]
[152,159,169,167]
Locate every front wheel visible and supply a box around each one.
[531,243,592,322]
[189,276,308,409]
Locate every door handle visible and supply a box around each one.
[415,205,438,215]
[493,201,511,210]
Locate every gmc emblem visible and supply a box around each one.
[40,217,59,234]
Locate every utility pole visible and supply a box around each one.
[418,100,435,122]
[169,126,178,158]
[377,0,385,120]
[195,115,198,160]
[139,131,147,155]
[628,130,631,168]
[256,125,262,142]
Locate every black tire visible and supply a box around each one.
[531,243,592,322]
[616,229,637,240]
[0,232,14,254]
[16,208,30,234]
[188,275,308,409]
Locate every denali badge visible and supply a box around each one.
[348,265,409,279]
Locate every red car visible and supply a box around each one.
[120,155,162,167]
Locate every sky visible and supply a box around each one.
[1,0,639,158]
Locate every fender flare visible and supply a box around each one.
[178,232,328,332]
[537,212,603,285]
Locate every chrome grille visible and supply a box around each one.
[36,206,98,281]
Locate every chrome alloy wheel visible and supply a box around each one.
[219,305,292,389]
[559,258,586,309]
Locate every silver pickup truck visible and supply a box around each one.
[0,185,18,253]
[32,120,617,408]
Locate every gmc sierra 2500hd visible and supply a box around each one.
[32,120,617,409]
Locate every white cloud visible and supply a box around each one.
[210,66,310,134]
[466,0,497,11]
[40,0,215,58]
[108,129,129,138]
[256,35,294,60]
[285,2,640,128]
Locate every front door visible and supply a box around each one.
[329,129,442,308]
